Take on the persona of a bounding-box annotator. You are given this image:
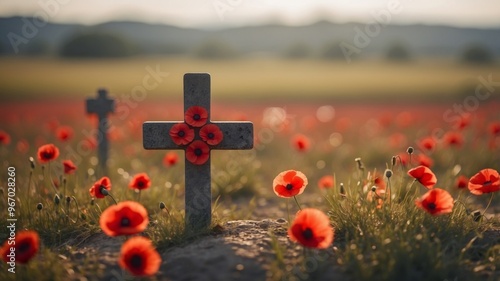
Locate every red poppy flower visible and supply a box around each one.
[37,143,60,163]
[16,139,29,154]
[56,126,73,142]
[119,236,161,276]
[415,188,454,215]
[169,123,194,145]
[185,106,208,127]
[364,173,388,208]
[456,175,468,189]
[367,184,388,209]
[199,124,223,145]
[83,137,97,150]
[488,122,500,136]
[455,114,471,130]
[0,130,10,145]
[418,136,436,151]
[163,152,178,167]
[318,175,334,189]
[416,154,433,168]
[468,168,500,195]
[389,133,407,148]
[63,160,77,174]
[443,131,463,147]
[186,140,210,165]
[273,170,308,198]
[396,111,413,128]
[373,174,386,189]
[288,208,334,249]
[99,201,149,236]
[129,173,151,190]
[45,118,59,132]
[407,166,437,189]
[291,134,310,152]
[89,176,112,199]
[0,230,39,264]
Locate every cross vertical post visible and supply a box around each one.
[86,88,115,176]
[143,73,253,233]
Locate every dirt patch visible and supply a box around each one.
[64,219,343,281]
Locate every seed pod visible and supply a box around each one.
[385,169,393,179]
[406,146,414,154]
[29,157,35,170]
[159,202,166,210]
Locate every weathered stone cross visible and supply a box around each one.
[143,73,253,233]
[86,88,115,176]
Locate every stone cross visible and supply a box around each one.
[86,88,115,176]
[143,73,253,233]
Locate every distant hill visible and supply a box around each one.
[0,16,499,58]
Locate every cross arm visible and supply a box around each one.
[212,121,253,150]
[143,121,180,149]
[86,99,115,115]
[143,121,254,150]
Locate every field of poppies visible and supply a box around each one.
[0,98,499,280]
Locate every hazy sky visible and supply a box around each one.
[1,0,499,28]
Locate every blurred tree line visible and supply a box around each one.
[2,30,496,64]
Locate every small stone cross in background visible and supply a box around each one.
[86,88,115,176]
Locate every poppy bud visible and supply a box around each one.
[391,156,397,167]
[66,196,71,204]
[100,188,109,196]
[29,157,36,170]
[54,194,60,205]
[340,183,346,196]
[407,146,414,155]
[159,202,166,210]
[63,178,67,185]
[37,203,43,211]
[355,158,365,171]
[371,186,377,192]
[385,169,393,179]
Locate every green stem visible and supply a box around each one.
[387,178,392,209]
[286,198,290,226]
[482,192,495,216]
[293,196,302,211]
[401,179,416,204]
[71,196,81,223]
[27,170,33,225]
[63,177,67,198]
[107,193,118,205]
[46,162,59,195]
